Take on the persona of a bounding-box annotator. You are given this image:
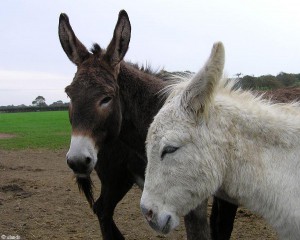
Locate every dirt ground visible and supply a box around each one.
[0,149,277,240]
[0,134,15,139]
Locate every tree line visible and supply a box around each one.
[1,72,299,113]
[0,96,69,113]
[234,72,300,91]
[161,71,300,91]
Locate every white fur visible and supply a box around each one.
[141,42,300,239]
[66,135,98,176]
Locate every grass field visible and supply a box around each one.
[0,111,71,149]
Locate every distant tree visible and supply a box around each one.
[239,75,257,89]
[17,104,27,108]
[238,74,284,90]
[32,96,47,107]
[257,75,283,90]
[276,72,298,87]
[235,73,242,79]
[49,100,64,107]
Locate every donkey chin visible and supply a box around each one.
[140,193,180,234]
[66,135,98,178]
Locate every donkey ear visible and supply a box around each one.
[58,13,90,66]
[104,10,131,67]
[181,42,225,118]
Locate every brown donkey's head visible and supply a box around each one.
[59,10,131,177]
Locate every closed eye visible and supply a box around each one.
[161,146,179,160]
[100,96,112,105]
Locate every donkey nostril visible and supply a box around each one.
[146,209,154,221]
[148,209,153,218]
[141,204,154,221]
[85,157,92,165]
[67,158,75,170]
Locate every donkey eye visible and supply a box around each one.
[161,146,179,159]
[100,96,112,105]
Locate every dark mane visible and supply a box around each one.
[128,62,171,80]
[90,43,170,80]
[90,43,170,81]
[90,43,102,55]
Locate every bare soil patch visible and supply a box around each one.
[263,87,300,103]
[0,133,16,139]
[0,149,277,239]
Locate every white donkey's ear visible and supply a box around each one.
[181,42,225,119]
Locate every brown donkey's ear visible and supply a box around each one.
[104,10,131,67]
[58,13,90,66]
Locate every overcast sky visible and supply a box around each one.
[0,0,299,106]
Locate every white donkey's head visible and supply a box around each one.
[140,42,225,234]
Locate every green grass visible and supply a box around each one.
[0,111,71,150]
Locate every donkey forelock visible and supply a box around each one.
[65,54,119,99]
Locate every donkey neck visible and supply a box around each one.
[117,62,167,151]
[214,99,300,238]
[222,148,300,238]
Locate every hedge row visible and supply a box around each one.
[0,106,69,113]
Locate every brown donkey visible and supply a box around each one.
[59,10,237,240]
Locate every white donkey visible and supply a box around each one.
[140,42,300,239]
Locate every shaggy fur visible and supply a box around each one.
[76,176,94,208]
[141,42,300,239]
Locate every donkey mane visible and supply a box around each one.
[90,43,102,56]
[217,78,300,120]
[163,74,300,153]
[168,75,300,119]
[90,42,167,79]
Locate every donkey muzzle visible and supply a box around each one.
[66,135,98,176]
[140,201,179,234]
